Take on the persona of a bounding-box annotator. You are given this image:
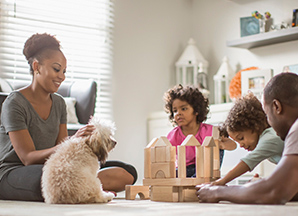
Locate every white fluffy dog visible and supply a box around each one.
[42,116,117,204]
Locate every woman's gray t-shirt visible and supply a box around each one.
[0,91,67,180]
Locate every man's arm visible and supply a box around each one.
[196,155,298,204]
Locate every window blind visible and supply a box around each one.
[0,0,114,120]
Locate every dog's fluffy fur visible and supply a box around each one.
[42,116,116,204]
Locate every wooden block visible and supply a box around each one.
[166,146,176,162]
[203,147,214,178]
[143,178,182,186]
[202,136,216,147]
[178,186,184,202]
[177,145,186,178]
[204,177,212,183]
[213,139,220,171]
[212,126,220,140]
[125,185,150,200]
[146,137,159,148]
[155,146,166,162]
[155,136,172,147]
[178,186,199,202]
[152,146,176,163]
[214,140,220,162]
[151,162,175,178]
[151,186,178,202]
[143,177,205,186]
[181,135,201,146]
[214,159,220,172]
[190,178,205,185]
[144,147,152,179]
[195,145,204,178]
[151,147,155,163]
[213,170,221,178]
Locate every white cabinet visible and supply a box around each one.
[147,103,276,185]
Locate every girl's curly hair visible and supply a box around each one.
[224,92,269,135]
[163,84,209,126]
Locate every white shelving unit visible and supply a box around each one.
[226,27,298,49]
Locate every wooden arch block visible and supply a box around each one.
[125,185,150,200]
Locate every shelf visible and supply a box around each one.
[226,27,298,49]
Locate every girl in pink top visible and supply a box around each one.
[164,85,235,177]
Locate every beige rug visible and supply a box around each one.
[0,196,298,216]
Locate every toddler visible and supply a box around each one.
[212,92,284,186]
[163,85,236,177]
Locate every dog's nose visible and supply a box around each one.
[110,136,117,147]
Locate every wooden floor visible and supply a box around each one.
[1,195,298,216]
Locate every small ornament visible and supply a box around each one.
[252,11,272,33]
[264,12,271,19]
[252,11,263,19]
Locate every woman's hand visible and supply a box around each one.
[73,124,95,138]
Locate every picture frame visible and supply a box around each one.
[283,64,298,74]
[292,8,298,27]
[240,16,260,37]
[241,69,273,100]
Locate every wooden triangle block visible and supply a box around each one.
[202,136,216,147]
[181,135,201,146]
[146,137,159,148]
[155,136,172,147]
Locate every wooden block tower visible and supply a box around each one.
[125,132,220,202]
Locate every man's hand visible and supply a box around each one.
[195,184,222,203]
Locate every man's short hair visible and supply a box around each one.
[263,72,298,107]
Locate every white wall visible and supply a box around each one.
[110,0,298,184]
[110,0,193,183]
[192,0,298,102]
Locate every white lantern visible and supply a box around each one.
[175,38,209,96]
[213,56,234,104]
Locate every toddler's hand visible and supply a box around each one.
[210,178,226,186]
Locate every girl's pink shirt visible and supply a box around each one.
[167,123,213,166]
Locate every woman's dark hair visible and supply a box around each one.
[23,33,61,74]
[224,92,269,135]
[163,84,209,125]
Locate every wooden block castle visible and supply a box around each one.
[125,126,221,202]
